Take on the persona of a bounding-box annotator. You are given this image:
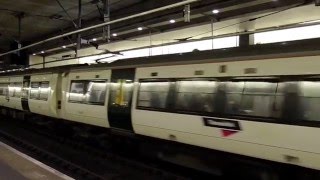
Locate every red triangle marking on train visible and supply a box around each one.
[221,129,238,137]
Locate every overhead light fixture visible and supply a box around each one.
[32,53,36,56]
[212,9,219,14]
[112,33,117,37]
[41,51,44,54]
[169,19,176,23]
[92,38,97,41]
[137,27,143,31]
[62,45,66,48]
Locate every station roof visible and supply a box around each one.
[0,0,310,55]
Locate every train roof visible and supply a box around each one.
[1,38,320,77]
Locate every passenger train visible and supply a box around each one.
[1,41,320,179]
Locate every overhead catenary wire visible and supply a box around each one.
[0,0,200,57]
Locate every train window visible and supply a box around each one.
[279,82,304,122]
[137,81,170,109]
[109,80,133,107]
[299,81,320,121]
[225,81,280,119]
[241,82,278,117]
[69,80,107,105]
[174,79,217,113]
[224,82,243,114]
[30,82,50,101]
[30,82,40,99]
[0,83,8,96]
[39,82,50,100]
[69,81,86,103]
[9,82,22,98]
[84,81,107,105]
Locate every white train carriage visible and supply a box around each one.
[132,55,320,170]
[28,73,59,118]
[61,69,111,127]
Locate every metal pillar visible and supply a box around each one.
[211,19,214,49]
[18,15,21,42]
[42,56,45,68]
[76,0,82,57]
[17,13,24,56]
[103,0,110,42]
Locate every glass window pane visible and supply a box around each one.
[0,83,8,96]
[69,81,85,103]
[85,81,107,105]
[300,81,320,121]
[226,81,244,93]
[30,82,40,99]
[225,81,279,119]
[280,82,303,121]
[175,80,217,112]
[9,82,22,97]
[14,82,22,97]
[39,82,50,100]
[138,81,170,109]
[243,82,277,94]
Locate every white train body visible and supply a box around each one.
[133,55,320,170]
[1,51,320,171]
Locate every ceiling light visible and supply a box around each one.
[212,9,219,14]
[32,53,36,56]
[137,27,143,31]
[169,19,176,23]
[92,38,97,41]
[41,51,44,54]
[62,45,66,48]
[112,33,117,37]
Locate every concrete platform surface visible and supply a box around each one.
[0,142,74,180]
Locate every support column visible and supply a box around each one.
[76,0,82,57]
[103,0,110,42]
[17,13,24,57]
[42,56,45,68]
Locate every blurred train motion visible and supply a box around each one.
[1,46,320,179]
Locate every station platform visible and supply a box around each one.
[0,142,73,180]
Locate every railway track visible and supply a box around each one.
[0,117,195,180]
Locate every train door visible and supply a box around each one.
[21,76,30,111]
[108,69,135,131]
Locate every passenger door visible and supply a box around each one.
[108,69,135,131]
